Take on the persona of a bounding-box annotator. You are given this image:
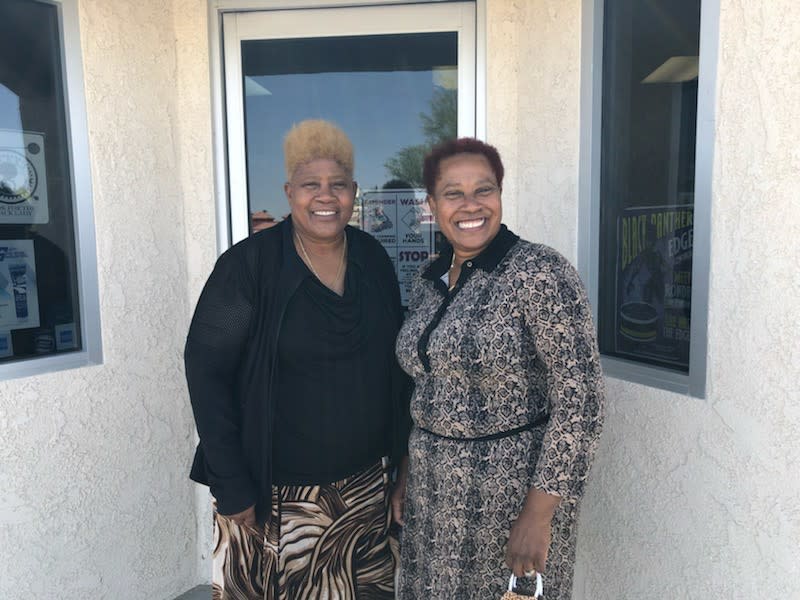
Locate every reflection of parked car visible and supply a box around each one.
[369,207,393,233]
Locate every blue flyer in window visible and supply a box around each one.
[0,239,41,330]
[0,130,50,224]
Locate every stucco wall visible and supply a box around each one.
[0,0,203,597]
[172,0,218,584]
[489,1,800,598]
[487,0,583,260]
[580,1,800,597]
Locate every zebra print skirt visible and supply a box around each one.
[212,459,398,599]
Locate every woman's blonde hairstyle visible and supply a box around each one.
[283,119,354,179]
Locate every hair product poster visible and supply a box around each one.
[614,205,693,370]
[0,239,40,330]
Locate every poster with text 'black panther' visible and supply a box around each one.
[615,205,693,371]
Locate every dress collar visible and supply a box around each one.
[422,224,519,281]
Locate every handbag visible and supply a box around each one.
[500,573,544,600]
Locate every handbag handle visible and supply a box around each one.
[508,573,544,598]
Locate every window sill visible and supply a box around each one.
[601,355,705,398]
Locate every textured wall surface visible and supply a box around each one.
[171,0,217,584]
[0,0,202,598]
[489,1,800,599]
[486,0,582,261]
[572,2,800,599]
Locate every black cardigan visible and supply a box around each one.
[184,218,412,521]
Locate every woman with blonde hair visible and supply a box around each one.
[185,119,411,599]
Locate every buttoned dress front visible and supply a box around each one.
[395,227,605,599]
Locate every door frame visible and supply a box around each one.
[207,0,486,252]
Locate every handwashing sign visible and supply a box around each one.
[0,240,40,330]
[0,129,49,224]
[362,189,437,306]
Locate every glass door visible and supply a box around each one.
[221,3,475,301]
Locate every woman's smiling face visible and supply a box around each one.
[284,158,355,242]
[428,152,502,261]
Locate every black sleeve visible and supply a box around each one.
[374,242,414,461]
[392,351,414,461]
[184,247,258,515]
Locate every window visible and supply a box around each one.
[0,0,100,379]
[218,1,478,305]
[579,0,718,396]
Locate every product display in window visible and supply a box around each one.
[0,0,84,365]
[597,0,701,372]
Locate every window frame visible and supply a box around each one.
[0,0,102,381]
[578,0,720,397]
[207,0,486,252]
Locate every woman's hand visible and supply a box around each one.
[224,504,256,528]
[390,457,409,526]
[505,487,560,576]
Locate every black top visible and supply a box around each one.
[423,224,520,286]
[273,255,393,484]
[184,218,412,520]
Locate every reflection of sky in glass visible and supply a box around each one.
[244,70,439,220]
[0,84,23,131]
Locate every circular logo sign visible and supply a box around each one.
[0,149,38,204]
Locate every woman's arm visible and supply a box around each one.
[370,240,414,525]
[184,247,259,516]
[528,254,605,500]
[507,250,605,575]
[372,239,414,465]
[506,487,560,576]
[390,456,409,526]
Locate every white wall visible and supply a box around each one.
[0,0,210,597]
[172,0,218,584]
[487,1,800,598]
[487,0,583,255]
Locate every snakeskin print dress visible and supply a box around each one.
[396,231,605,599]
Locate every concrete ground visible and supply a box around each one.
[173,585,211,600]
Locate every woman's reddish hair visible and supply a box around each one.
[422,137,504,195]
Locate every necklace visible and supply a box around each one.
[295,231,347,289]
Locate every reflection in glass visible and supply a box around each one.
[0,0,82,364]
[241,33,457,234]
[598,0,701,372]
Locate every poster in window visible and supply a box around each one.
[362,189,436,306]
[0,239,41,330]
[0,330,12,358]
[0,130,49,224]
[614,205,692,370]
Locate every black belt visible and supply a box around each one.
[418,412,549,442]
